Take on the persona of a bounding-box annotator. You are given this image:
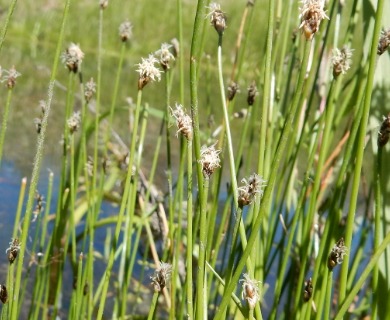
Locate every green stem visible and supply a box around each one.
[217,34,259,319]
[73,253,84,318]
[10,0,71,308]
[0,0,17,53]
[177,0,185,103]
[189,0,206,198]
[186,139,194,320]
[307,62,368,318]
[69,134,77,265]
[196,175,209,320]
[214,39,312,320]
[0,88,13,168]
[104,41,126,155]
[96,89,143,319]
[170,138,186,320]
[164,71,174,260]
[12,177,27,239]
[334,229,390,319]
[269,112,321,320]
[257,0,274,177]
[372,147,382,319]
[338,0,384,304]
[147,292,160,320]
[217,36,238,207]
[295,77,341,314]
[119,104,149,317]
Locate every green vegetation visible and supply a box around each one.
[0,0,390,319]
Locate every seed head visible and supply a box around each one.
[61,43,84,73]
[240,273,261,310]
[150,261,172,292]
[0,285,7,304]
[155,43,175,71]
[0,66,21,89]
[378,28,390,55]
[32,192,45,222]
[238,173,266,208]
[83,283,89,295]
[84,77,96,103]
[6,238,21,264]
[136,54,162,90]
[34,100,47,134]
[233,109,248,119]
[227,82,240,101]
[39,100,47,114]
[303,278,313,302]
[247,81,258,106]
[170,38,180,59]
[86,157,94,177]
[378,114,390,148]
[332,46,353,77]
[299,0,329,40]
[199,142,221,177]
[67,111,81,134]
[206,2,227,35]
[100,0,108,9]
[328,237,348,271]
[34,118,42,134]
[119,21,133,42]
[171,103,193,140]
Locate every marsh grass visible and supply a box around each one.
[0,0,390,319]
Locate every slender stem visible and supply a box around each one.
[12,178,27,239]
[334,229,390,319]
[338,0,384,304]
[104,41,127,155]
[0,0,17,53]
[257,0,274,177]
[307,62,368,318]
[294,77,340,313]
[74,253,84,318]
[0,88,13,168]
[214,40,312,320]
[217,36,238,206]
[196,175,209,320]
[372,147,382,319]
[190,0,206,197]
[316,269,331,320]
[177,0,185,103]
[170,138,186,320]
[269,113,321,320]
[69,133,77,264]
[10,0,72,308]
[186,139,194,320]
[217,33,259,318]
[96,89,143,319]
[164,71,174,259]
[147,292,160,320]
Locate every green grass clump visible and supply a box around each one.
[0,0,390,319]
